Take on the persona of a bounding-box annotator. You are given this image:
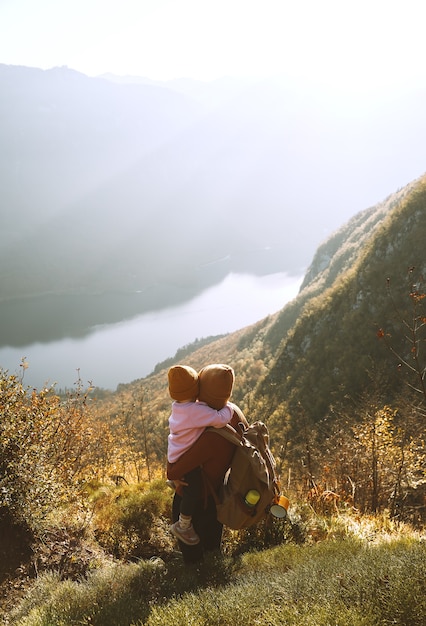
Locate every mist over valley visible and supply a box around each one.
[1,64,426,388]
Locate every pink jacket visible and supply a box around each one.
[167,401,233,462]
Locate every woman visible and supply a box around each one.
[167,363,249,564]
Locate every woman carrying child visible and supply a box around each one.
[167,363,249,564]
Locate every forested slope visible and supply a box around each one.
[259,173,426,425]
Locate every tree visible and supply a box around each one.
[378,268,426,405]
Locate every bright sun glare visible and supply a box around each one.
[0,0,425,89]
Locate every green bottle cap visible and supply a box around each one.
[245,489,260,506]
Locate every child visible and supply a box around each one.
[167,364,234,545]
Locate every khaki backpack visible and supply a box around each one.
[206,408,281,530]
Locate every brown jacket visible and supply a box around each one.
[167,406,248,497]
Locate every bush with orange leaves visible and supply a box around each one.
[0,366,100,537]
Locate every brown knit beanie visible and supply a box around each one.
[168,365,199,401]
[198,364,235,410]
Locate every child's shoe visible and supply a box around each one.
[170,521,200,545]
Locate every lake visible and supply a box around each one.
[0,272,302,390]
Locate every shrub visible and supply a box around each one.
[0,371,78,535]
[91,480,174,560]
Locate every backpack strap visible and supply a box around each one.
[201,423,243,507]
[206,423,243,445]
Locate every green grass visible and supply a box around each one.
[8,533,426,626]
[8,558,166,626]
[144,537,426,626]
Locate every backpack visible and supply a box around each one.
[206,408,281,530]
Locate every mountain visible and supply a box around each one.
[2,64,426,348]
[113,173,426,445]
[258,174,426,424]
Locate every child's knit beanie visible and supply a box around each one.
[168,365,199,401]
[198,363,235,410]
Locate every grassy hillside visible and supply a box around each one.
[6,517,426,625]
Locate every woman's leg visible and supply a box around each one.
[195,496,223,553]
[180,468,202,517]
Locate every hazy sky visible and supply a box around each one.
[1,0,425,90]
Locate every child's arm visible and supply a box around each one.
[190,401,233,428]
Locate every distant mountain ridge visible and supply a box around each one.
[2,64,426,348]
